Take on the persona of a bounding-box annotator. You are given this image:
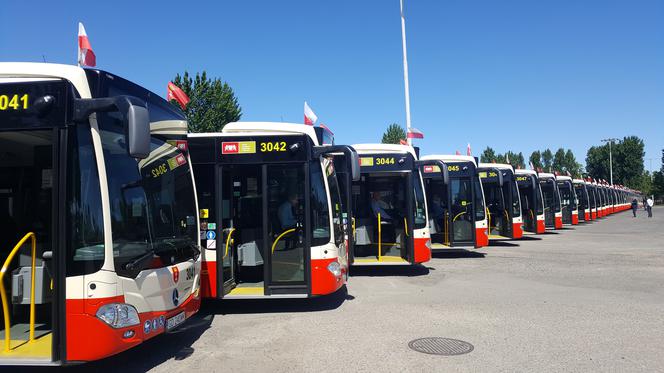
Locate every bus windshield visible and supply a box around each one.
[413,172,427,229]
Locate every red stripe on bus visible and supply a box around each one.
[413,237,431,263]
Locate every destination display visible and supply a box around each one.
[359,153,413,172]
[422,161,473,178]
[0,80,70,129]
[217,135,309,163]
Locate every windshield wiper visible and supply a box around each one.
[124,248,155,271]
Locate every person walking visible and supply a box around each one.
[631,198,638,217]
[646,196,654,218]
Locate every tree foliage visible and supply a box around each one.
[171,71,242,133]
[529,151,542,170]
[585,136,645,187]
[479,147,525,169]
[480,147,497,163]
[381,123,407,144]
[541,149,553,171]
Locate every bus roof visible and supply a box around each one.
[478,162,514,172]
[0,62,92,98]
[421,154,477,166]
[572,178,585,184]
[538,172,556,180]
[515,169,538,176]
[352,143,417,158]
[556,176,572,181]
[189,122,321,145]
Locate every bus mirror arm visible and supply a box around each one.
[73,95,151,159]
[313,145,361,182]
[415,160,449,184]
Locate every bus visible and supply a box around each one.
[188,122,359,299]
[420,155,488,249]
[515,170,545,234]
[556,176,578,225]
[587,182,598,220]
[478,163,523,240]
[538,173,563,229]
[0,63,201,365]
[573,179,591,222]
[345,144,432,265]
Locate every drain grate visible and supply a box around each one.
[408,337,474,356]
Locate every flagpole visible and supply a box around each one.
[399,0,413,145]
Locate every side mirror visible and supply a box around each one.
[73,95,151,159]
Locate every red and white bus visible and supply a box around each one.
[538,173,563,229]
[515,170,546,234]
[188,123,359,299]
[556,176,578,225]
[420,155,489,249]
[478,163,523,239]
[0,63,201,365]
[346,144,432,265]
[573,179,591,222]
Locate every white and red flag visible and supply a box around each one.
[466,143,472,156]
[167,82,190,110]
[304,101,317,125]
[77,22,96,67]
[406,127,424,139]
[455,150,461,155]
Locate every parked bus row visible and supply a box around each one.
[0,64,643,365]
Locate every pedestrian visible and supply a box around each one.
[631,198,638,217]
[646,196,654,218]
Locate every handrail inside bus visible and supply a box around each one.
[403,217,408,237]
[486,208,491,233]
[224,228,236,259]
[444,211,450,245]
[1,232,37,352]
[452,211,466,222]
[271,229,296,254]
[377,213,382,261]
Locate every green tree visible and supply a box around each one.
[480,147,498,163]
[542,149,553,171]
[613,136,645,187]
[564,149,582,177]
[652,170,664,199]
[586,145,610,181]
[171,71,242,133]
[552,148,566,173]
[529,151,542,170]
[381,123,407,144]
[504,150,525,169]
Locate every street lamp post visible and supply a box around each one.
[601,138,618,186]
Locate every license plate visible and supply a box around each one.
[166,311,186,331]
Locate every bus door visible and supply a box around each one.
[353,153,416,264]
[480,169,509,239]
[0,80,76,363]
[446,165,477,247]
[215,162,309,297]
[558,182,573,225]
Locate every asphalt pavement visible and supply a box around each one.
[65,206,664,372]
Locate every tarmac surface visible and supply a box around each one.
[64,206,663,372]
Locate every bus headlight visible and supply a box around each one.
[327,261,341,277]
[96,303,140,328]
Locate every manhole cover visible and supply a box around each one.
[408,337,474,356]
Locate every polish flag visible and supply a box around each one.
[304,101,317,125]
[78,22,96,67]
[167,82,190,110]
[466,143,472,156]
[406,127,424,139]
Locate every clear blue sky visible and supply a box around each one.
[2,0,662,172]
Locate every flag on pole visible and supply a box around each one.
[455,150,461,155]
[167,82,190,110]
[304,101,317,125]
[505,153,510,164]
[77,22,96,67]
[529,161,534,170]
[406,127,424,139]
[466,143,472,156]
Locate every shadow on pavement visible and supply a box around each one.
[432,251,486,259]
[41,313,214,373]
[488,241,520,247]
[519,236,543,241]
[350,264,430,278]
[208,285,350,315]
